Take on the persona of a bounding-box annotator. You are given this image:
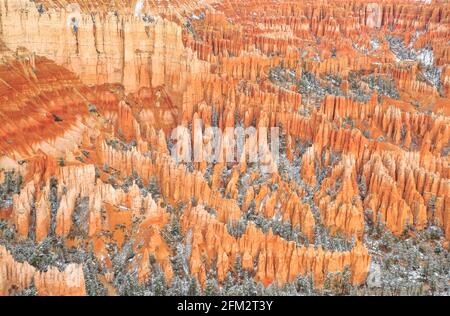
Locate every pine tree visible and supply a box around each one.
[234,255,243,282]
[120,271,144,296]
[242,272,257,296]
[187,277,200,296]
[169,276,187,296]
[14,281,37,296]
[204,277,220,296]
[222,272,235,295]
[152,270,168,296]
[148,255,168,296]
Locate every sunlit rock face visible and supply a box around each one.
[0,0,449,296]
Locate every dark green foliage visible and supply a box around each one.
[68,197,90,239]
[362,74,400,99]
[83,249,108,296]
[187,277,200,296]
[226,218,247,239]
[13,281,37,296]
[49,177,59,237]
[0,172,22,209]
[363,224,449,295]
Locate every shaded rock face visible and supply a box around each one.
[0,0,449,296]
[0,0,209,98]
[0,245,86,296]
[181,205,370,287]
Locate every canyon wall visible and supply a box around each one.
[0,245,86,295]
[0,0,208,101]
[0,0,449,296]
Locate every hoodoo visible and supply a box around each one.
[0,0,448,296]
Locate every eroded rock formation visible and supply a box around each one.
[0,0,448,296]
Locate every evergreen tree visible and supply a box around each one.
[204,277,220,296]
[222,272,235,295]
[151,269,168,296]
[234,255,243,282]
[148,255,168,296]
[242,272,257,295]
[14,281,37,296]
[169,276,187,296]
[187,277,200,296]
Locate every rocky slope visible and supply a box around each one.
[0,0,448,296]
